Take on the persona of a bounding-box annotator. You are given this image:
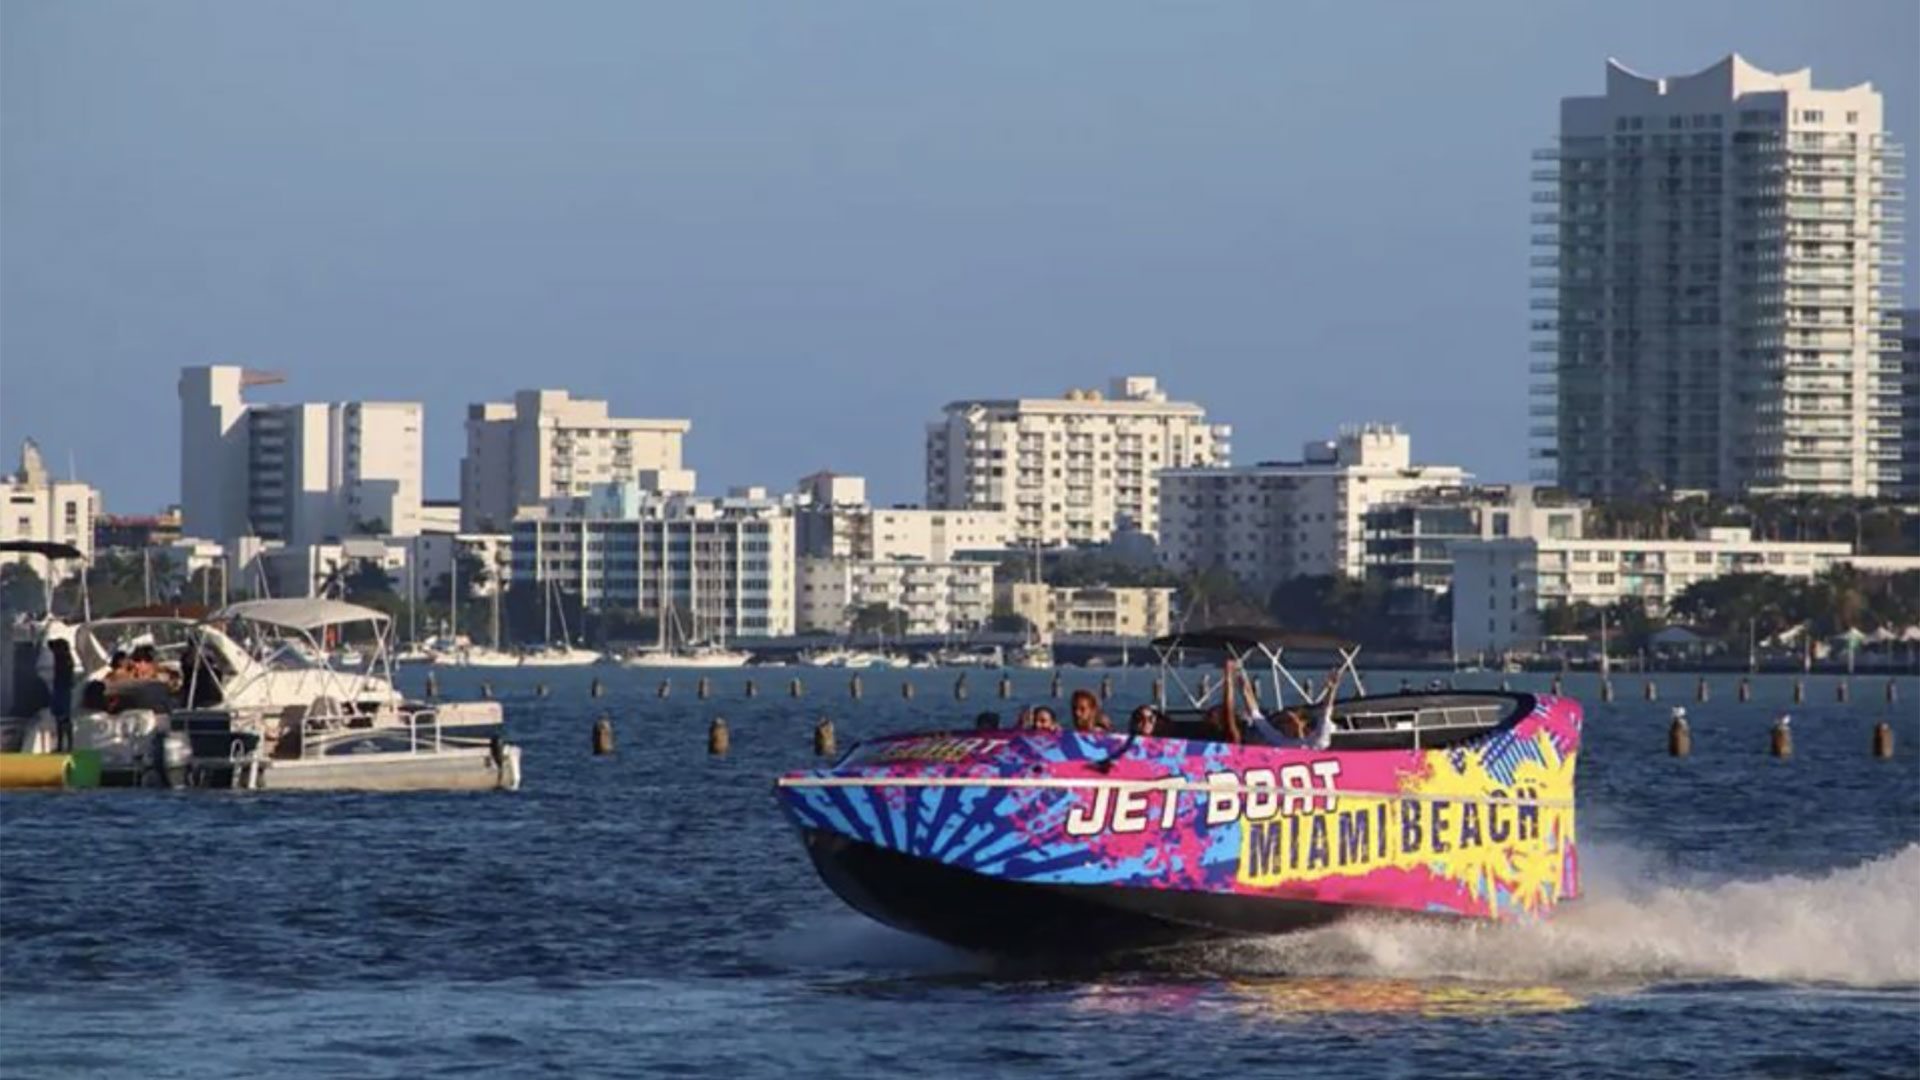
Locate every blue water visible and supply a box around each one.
[4,668,1917,1079]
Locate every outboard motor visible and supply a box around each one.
[145,728,193,789]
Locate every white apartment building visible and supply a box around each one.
[1535,55,1905,498]
[1,440,99,582]
[1363,485,1588,595]
[511,488,795,639]
[1004,583,1175,640]
[1159,425,1469,597]
[461,389,694,530]
[179,366,424,546]
[795,471,1011,561]
[1451,527,1854,654]
[925,376,1229,547]
[797,556,995,636]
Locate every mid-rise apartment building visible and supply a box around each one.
[510,487,795,639]
[795,471,1011,561]
[179,366,424,545]
[1452,527,1856,654]
[1,439,99,582]
[1535,55,1905,497]
[925,376,1229,547]
[1363,485,1587,594]
[1003,583,1175,640]
[1159,425,1469,597]
[797,557,995,636]
[462,389,694,530]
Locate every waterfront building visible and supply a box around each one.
[925,376,1229,547]
[796,471,1011,561]
[1158,425,1469,598]
[1002,582,1175,640]
[1451,527,1858,654]
[179,366,424,546]
[1534,55,1905,498]
[1898,308,1919,500]
[460,389,693,530]
[797,556,995,636]
[510,487,795,639]
[1364,485,1588,595]
[0,439,99,582]
[94,509,183,552]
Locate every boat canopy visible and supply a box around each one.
[1151,626,1356,655]
[0,540,85,561]
[212,598,390,631]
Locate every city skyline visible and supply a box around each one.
[4,2,1917,516]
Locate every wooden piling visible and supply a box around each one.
[998,675,1012,700]
[1099,674,1113,702]
[592,714,614,756]
[901,679,915,701]
[813,716,836,757]
[744,679,757,698]
[590,677,604,699]
[708,717,730,756]
[1738,678,1751,703]
[1049,672,1062,699]
[1600,679,1614,703]
[657,679,671,699]
[790,677,804,698]
[954,674,968,701]
[1668,712,1691,757]
[424,672,439,699]
[849,675,863,700]
[1549,676,1563,696]
[1643,680,1657,702]
[536,683,549,699]
[1887,679,1899,706]
[1792,679,1804,705]
[1836,680,1849,704]
[697,677,711,700]
[1872,722,1894,760]
[1770,717,1792,759]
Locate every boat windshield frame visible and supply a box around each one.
[1148,626,1366,715]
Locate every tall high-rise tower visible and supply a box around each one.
[1534,56,1904,497]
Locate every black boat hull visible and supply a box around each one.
[802,829,1354,955]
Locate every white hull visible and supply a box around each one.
[254,744,521,792]
[621,650,750,669]
[516,650,602,668]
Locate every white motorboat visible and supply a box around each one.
[147,599,518,791]
[621,603,750,668]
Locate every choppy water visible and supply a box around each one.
[3,669,1917,1079]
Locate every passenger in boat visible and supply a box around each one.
[104,650,134,681]
[973,710,1002,730]
[1127,705,1161,736]
[1069,689,1112,733]
[1027,705,1060,733]
[129,645,162,681]
[1202,704,1242,744]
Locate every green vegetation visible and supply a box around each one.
[1586,496,1917,555]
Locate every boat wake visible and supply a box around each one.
[1211,843,1920,989]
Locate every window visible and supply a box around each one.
[1597,573,1616,586]
[1491,512,1510,538]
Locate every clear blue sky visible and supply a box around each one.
[3,1,1915,513]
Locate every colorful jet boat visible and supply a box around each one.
[775,627,1581,954]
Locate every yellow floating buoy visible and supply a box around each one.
[0,751,101,789]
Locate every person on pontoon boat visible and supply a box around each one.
[1026,705,1060,733]
[1127,704,1161,736]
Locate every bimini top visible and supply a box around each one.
[0,540,85,561]
[211,598,391,632]
[1151,625,1356,655]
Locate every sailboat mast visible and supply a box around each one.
[450,540,460,641]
